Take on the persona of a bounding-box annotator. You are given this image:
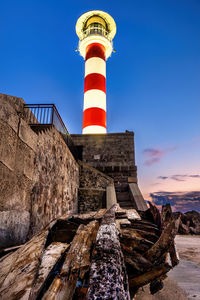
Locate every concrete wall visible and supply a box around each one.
[78,161,113,213]
[71,132,138,187]
[0,94,79,248]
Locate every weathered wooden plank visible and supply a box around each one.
[0,229,48,300]
[148,202,162,229]
[129,263,171,289]
[120,231,154,253]
[130,219,159,229]
[116,218,131,231]
[30,242,69,299]
[128,222,160,234]
[42,220,99,300]
[169,242,179,267]
[144,216,180,263]
[120,227,160,243]
[126,209,141,221]
[124,250,153,273]
[87,204,131,300]
[161,204,172,224]
[161,204,180,267]
[93,208,107,219]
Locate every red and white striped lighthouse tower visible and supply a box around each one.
[76,11,116,134]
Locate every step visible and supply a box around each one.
[120,204,135,209]
[116,194,130,201]
[118,201,134,207]
[115,185,129,193]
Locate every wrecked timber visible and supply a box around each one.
[0,203,180,299]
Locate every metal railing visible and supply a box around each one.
[23,104,78,159]
[81,23,112,42]
[24,104,53,125]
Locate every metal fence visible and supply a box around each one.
[23,104,78,159]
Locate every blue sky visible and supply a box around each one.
[1,0,200,211]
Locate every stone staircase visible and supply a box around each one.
[115,184,135,209]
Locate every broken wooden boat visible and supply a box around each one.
[0,202,180,299]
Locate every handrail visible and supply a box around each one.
[23,104,78,159]
[106,184,117,209]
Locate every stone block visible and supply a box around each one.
[19,118,38,152]
[0,210,30,248]
[23,147,35,180]
[0,162,32,211]
[0,93,25,113]
[128,177,137,183]
[0,97,19,133]
[78,188,106,213]
[14,138,35,179]
[0,121,17,171]
[79,161,112,189]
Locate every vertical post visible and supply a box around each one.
[51,105,54,125]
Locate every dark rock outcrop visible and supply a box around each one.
[174,210,200,235]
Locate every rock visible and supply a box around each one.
[174,210,200,235]
[178,221,190,234]
[185,211,200,234]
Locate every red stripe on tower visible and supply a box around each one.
[84,73,106,93]
[85,43,106,61]
[83,107,106,128]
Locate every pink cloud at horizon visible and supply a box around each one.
[142,147,178,166]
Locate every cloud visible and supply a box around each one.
[143,147,177,166]
[158,176,168,180]
[158,174,200,182]
[149,191,200,212]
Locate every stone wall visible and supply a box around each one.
[0,94,79,247]
[30,126,79,236]
[0,94,36,247]
[71,132,137,187]
[78,161,113,213]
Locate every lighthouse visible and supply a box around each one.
[76,10,116,134]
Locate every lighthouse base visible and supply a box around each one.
[71,131,147,212]
[71,131,137,186]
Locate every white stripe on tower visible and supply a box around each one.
[85,57,106,77]
[83,125,106,134]
[83,90,106,111]
[83,43,107,134]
